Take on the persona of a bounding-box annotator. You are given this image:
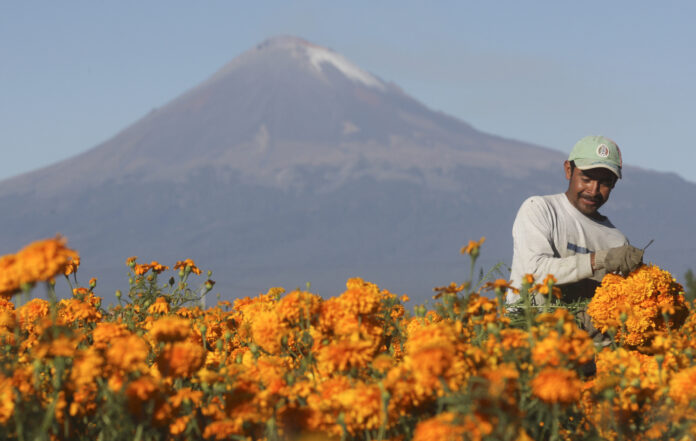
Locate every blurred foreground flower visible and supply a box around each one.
[0,236,78,297]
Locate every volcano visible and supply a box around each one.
[1,36,694,303]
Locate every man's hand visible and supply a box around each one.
[594,245,644,277]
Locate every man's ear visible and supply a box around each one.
[564,160,572,180]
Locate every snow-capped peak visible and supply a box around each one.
[304,45,385,91]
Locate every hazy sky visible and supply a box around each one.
[2,1,695,183]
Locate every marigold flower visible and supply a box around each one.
[336,278,382,316]
[174,259,202,275]
[669,366,696,405]
[156,341,206,378]
[588,265,687,347]
[250,309,288,354]
[0,375,15,423]
[133,263,152,276]
[202,419,242,440]
[148,296,171,315]
[17,299,50,333]
[64,255,80,276]
[170,387,203,408]
[461,236,485,256]
[316,334,376,373]
[0,236,79,297]
[107,333,150,372]
[70,348,104,389]
[92,321,129,348]
[58,297,102,324]
[150,316,191,343]
[276,290,322,324]
[334,382,385,433]
[413,412,485,441]
[531,368,582,404]
[126,376,161,417]
[149,261,169,274]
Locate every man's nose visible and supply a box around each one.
[586,180,600,195]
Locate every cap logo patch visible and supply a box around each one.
[596,144,610,158]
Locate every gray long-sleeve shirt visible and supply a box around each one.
[507,193,628,304]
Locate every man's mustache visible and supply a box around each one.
[581,194,603,203]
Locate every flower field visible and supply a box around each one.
[1,236,695,440]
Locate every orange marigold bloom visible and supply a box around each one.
[461,236,485,256]
[170,387,203,408]
[156,341,206,378]
[169,415,191,436]
[150,316,191,343]
[531,368,582,404]
[250,309,288,354]
[275,290,322,324]
[70,348,104,389]
[0,236,79,297]
[58,297,102,324]
[0,298,14,312]
[588,265,687,347]
[334,381,385,434]
[149,261,169,274]
[334,278,383,316]
[0,375,14,423]
[316,334,376,373]
[92,322,129,348]
[107,334,150,372]
[202,419,242,440]
[133,263,152,276]
[174,259,202,275]
[126,376,160,416]
[148,296,171,315]
[669,366,696,405]
[412,412,470,441]
[63,255,80,276]
[17,299,50,333]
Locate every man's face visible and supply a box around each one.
[564,160,617,218]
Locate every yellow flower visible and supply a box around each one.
[0,236,79,297]
[150,316,191,343]
[156,341,206,378]
[531,368,582,404]
[17,299,50,333]
[460,236,485,256]
[275,290,322,324]
[92,322,129,348]
[0,375,14,423]
[107,333,150,372]
[148,296,171,315]
[149,261,169,274]
[174,259,202,275]
[64,255,80,276]
[334,382,385,434]
[412,412,475,441]
[250,309,288,354]
[316,334,376,373]
[669,366,696,405]
[588,265,687,347]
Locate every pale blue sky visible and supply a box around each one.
[1,1,695,183]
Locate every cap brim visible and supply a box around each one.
[574,159,622,179]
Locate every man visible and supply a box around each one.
[506,135,643,308]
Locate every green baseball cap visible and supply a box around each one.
[568,135,622,179]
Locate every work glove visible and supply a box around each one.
[594,244,644,277]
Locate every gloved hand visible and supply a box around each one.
[594,245,644,277]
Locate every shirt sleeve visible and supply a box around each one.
[511,196,593,287]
